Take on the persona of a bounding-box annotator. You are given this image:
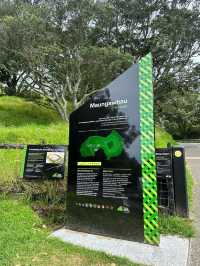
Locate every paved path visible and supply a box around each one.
[181,143,200,266]
[52,229,189,266]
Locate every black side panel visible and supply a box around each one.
[172,147,188,217]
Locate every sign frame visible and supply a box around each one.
[67,53,160,245]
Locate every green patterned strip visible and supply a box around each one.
[139,53,160,245]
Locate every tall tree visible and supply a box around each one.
[0,0,199,135]
[91,0,200,98]
[160,90,200,139]
[0,1,54,95]
[23,45,132,122]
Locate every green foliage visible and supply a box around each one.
[0,198,139,266]
[81,46,133,94]
[159,91,200,139]
[155,127,176,148]
[0,1,54,95]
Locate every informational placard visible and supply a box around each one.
[67,54,159,245]
[23,145,66,180]
[156,148,175,214]
[156,148,173,178]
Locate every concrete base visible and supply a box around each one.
[51,228,190,266]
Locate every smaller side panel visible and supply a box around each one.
[23,145,66,180]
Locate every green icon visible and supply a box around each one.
[80,130,124,160]
[117,206,124,212]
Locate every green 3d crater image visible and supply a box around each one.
[80,130,124,160]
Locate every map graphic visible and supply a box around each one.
[80,130,124,160]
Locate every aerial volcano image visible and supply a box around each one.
[80,130,124,160]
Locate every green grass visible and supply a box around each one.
[160,215,194,238]
[0,149,25,185]
[186,166,193,209]
[155,126,177,148]
[0,96,68,144]
[0,198,141,266]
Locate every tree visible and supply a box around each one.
[91,0,200,99]
[80,46,133,94]
[0,0,199,135]
[46,0,97,48]
[26,46,84,121]
[0,1,54,95]
[159,90,200,139]
[23,45,132,122]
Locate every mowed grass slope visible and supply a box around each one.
[0,96,68,144]
[0,96,68,185]
[0,97,174,147]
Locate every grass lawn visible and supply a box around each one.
[0,198,142,266]
[160,215,194,238]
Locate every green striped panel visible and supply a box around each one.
[139,53,160,245]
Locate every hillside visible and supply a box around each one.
[0,96,68,144]
[0,96,175,185]
[0,96,175,147]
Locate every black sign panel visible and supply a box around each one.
[23,145,66,180]
[68,66,141,198]
[67,55,160,245]
[67,63,145,242]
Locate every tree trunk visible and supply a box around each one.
[6,74,18,96]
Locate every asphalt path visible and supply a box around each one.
[180,143,200,266]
